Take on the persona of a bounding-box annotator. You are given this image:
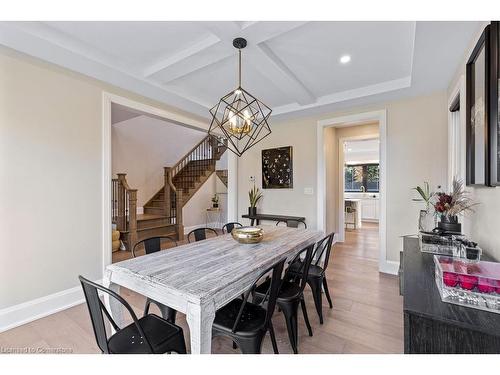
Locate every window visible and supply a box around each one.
[345,164,379,192]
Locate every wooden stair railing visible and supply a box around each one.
[112,173,138,250]
[163,166,184,241]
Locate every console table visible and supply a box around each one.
[241,213,306,226]
[402,236,500,353]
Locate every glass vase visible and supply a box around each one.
[419,209,436,233]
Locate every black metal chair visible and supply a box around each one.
[79,276,186,354]
[187,227,218,243]
[253,244,314,354]
[212,258,285,354]
[276,219,307,229]
[132,236,178,323]
[288,232,335,324]
[222,222,243,234]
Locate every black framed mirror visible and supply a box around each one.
[466,25,490,186]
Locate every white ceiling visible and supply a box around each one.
[345,139,380,164]
[0,21,481,120]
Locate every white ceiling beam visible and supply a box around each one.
[202,21,316,105]
[246,42,316,105]
[142,34,221,77]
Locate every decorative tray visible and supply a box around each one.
[434,255,500,314]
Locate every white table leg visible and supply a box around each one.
[102,269,124,334]
[186,300,216,354]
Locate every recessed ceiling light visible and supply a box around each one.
[340,55,351,64]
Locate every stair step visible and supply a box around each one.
[137,214,171,230]
[146,199,164,208]
[143,207,164,215]
[137,223,174,232]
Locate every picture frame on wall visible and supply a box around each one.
[466,24,490,186]
[489,21,500,186]
[262,146,293,189]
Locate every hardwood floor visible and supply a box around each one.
[0,222,403,354]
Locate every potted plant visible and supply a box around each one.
[211,194,219,208]
[433,178,477,233]
[413,181,437,232]
[248,184,263,216]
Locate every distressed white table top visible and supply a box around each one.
[106,225,323,307]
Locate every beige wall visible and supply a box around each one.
[183,173,227,229]
[448,22,500,261]
[0,48,206,310]
[326,123,380,233]
[237,92,448,263]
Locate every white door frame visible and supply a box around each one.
[101,92,238,272]
[316,110,391,274]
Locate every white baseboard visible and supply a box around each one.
[0,279,101,333]
[379,260,400,275]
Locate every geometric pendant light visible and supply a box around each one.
[208,37,272,157]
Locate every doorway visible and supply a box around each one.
[316,110,395,275]
[342,136,380,260]
[101,92,238,270]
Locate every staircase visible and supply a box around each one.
[112,135,227,250]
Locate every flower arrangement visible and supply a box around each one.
[413,178,477,233]
[433,178,476,218]
[414,178,476,218]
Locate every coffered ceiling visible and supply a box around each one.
[0,21,481,120]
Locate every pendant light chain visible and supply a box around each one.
[238,49,242,87]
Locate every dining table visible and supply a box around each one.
[103,225,323,354]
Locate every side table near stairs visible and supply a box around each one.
[206,208,223,230]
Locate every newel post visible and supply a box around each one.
[116,173,127,232]
[176,190,184,241]
[163,167,172,217]
[128,189,138,250]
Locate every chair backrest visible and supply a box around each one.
[187,227,218,243]
[231,258,285,333]
[132,236,177,257]
[285,243,314,293]
[312,232,335,271]
[276,219,307,229]
[78,276,153,353]
[222,222,243,234]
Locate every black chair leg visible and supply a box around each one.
[308,278,324,324]
[269,322,279,354]
[300,297,313,337]
[323,277,333,309]
[280,301,299,354]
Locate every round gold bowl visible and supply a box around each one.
[231,226,264,244]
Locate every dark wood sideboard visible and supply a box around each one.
[401,236,500,353]
[241,213,306,226]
